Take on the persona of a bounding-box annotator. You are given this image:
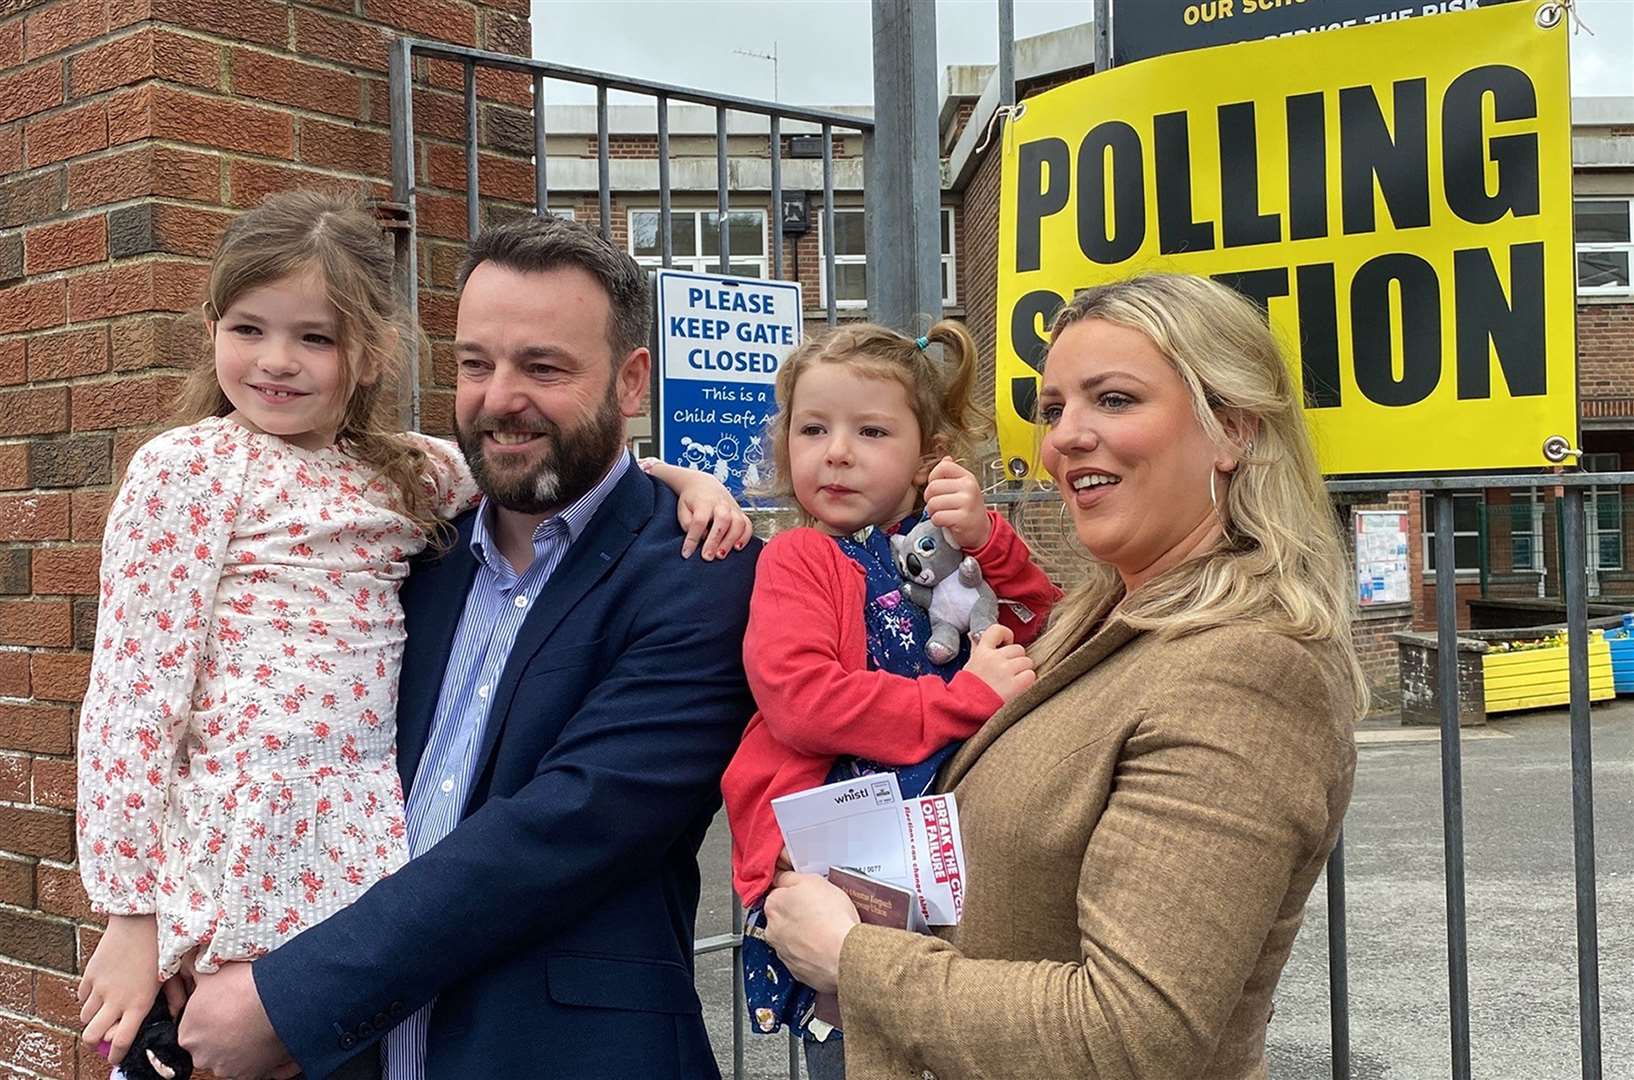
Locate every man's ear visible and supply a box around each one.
[615,346,651,418]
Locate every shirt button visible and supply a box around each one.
[513,595,528,609]
[441,778,454,793]
[477,685,489,699]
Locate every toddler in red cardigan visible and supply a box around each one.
[723,318,1059,1075]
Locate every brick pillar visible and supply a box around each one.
[0,0,530,1075]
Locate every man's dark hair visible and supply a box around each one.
[459,213,651,362]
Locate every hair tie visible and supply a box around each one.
[914,335,930,352]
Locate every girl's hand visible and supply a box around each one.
[641,458,754,559]
[763,871,860,994]
[963,623,1036,704]
[78,914,161,1067]
[923,457,992,550]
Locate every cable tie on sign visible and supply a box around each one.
[974,103,1026,157]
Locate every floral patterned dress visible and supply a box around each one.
[76,416,475,978]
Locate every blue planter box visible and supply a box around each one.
[1607,625,1634,694]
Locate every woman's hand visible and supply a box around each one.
[78,913,161,1067]
[923,457,992,550]
[641,458,754,559]
[762,871,860,994]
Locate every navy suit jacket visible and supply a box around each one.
[255,464,758,1079]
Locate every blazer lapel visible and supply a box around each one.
[940,599,1140,790]
[396,512,482,787]
[470,466,652,776]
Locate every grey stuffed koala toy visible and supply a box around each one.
[890,519,999,665]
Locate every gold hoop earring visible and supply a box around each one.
[1209,468,1226,528]
[1058,498,1070,533]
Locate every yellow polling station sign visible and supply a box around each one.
[995,1,1575,478]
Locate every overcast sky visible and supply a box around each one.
[530,0,1634,106]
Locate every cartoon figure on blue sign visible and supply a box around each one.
[679,436,715,472]
[742,436,764,489]
[713,435,739,484]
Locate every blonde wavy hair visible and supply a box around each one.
[1030,273,1367,715]
[170,190,444,543]
[760,318,990,524]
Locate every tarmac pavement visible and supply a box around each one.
[693,702,1632,1079]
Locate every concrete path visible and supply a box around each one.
[694,703,1632,1078]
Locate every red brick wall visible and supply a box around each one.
[1578,301,1634,405]
[0,0,530,1074]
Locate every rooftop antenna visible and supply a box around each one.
[734,43,779,101]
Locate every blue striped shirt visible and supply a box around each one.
[381,453,632,1080]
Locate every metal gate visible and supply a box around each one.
[384,31,1610,1080]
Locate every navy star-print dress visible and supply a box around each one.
[741,511,972,1044]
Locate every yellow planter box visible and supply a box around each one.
[1482,632,1615,714]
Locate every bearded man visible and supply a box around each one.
[178,214,758,1079]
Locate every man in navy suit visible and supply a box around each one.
[179,215,758,1078]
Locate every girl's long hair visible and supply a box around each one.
[173,190,442,540]
[759,318,989,524]
[1030,273,1367,717]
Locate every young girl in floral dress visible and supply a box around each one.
[73,190,747,1077]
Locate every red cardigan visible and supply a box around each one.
[722,511,1060,905]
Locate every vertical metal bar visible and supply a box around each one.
[532,74,547,212]
[464,60,479,241]
[388,38,420,431]
[997,0,1015,108]
[821,122,836,327]
[1094,0,1113,71]
[596,84,611,240]
[787,1028,800,1080]
[657,95,673,268]
[769,114,783,280]
[652,96,670,477]
[1562,487,1605,1080]
[732,896,745,1080]
[1326,834,1350,1080]
[716,105,730,273]
[1434,492,1473,1080]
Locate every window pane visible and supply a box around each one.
[728,263,763,280]
[1513,537,1535,570]
[832,211,866,257]
[1575,199,1631,244]
[702,211,764,257]
[1578,251,1631,289]
[940,210,952,255]
[630,211,659,257]
[941,261,952,302]
[1455,534,1480,570]
[835,263,866,302]
[1598,533,1622,570]
[671,213,697,258]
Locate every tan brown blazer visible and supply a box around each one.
[834,611,1357,1080]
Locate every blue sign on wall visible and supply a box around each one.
[655,270,803,499]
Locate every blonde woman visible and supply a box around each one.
[763,273,1364,1080]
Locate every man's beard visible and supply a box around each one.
[457,384,625,516]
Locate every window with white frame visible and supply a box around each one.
[819,207,957,308]
[1510,488,1544,572]
[1584,453,1624,571]
[628,209,767,278]
[1422,493,1483,575]
[1576,198,1633,295]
